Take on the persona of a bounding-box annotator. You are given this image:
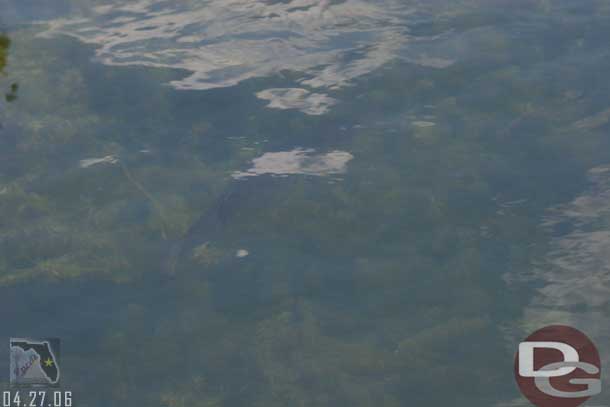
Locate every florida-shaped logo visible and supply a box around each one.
[10,338,61,386]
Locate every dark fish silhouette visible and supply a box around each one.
[164,174,294,277]
[162,174,308,315]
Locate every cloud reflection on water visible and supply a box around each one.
[534,165,610,313]
[232,148,353,179]
[256,87,336,115]
[507,165,610,401]
[39,0,455,114]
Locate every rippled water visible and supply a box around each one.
[1,1,610,406]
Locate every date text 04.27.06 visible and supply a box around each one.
[3,391,72,407]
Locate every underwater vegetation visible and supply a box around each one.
[2,1,610,406]
[0,34,18,102]
[0,34,9,72]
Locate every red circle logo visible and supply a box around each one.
[514,325,601,407]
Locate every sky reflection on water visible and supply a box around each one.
[38,0,457,114]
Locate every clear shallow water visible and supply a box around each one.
[1,1,610,405]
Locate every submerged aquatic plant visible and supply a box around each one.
[0,35,9,72]
[0,34,18,103]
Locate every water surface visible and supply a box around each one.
[1,1,610,405]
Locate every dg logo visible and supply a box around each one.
[514,325,601,407]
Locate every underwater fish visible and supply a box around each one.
[164,174,292,277]
[163,172,341,315]
[164,148,353,276]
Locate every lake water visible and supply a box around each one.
[1,1,610,405]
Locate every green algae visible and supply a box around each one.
[2,3,610,406]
